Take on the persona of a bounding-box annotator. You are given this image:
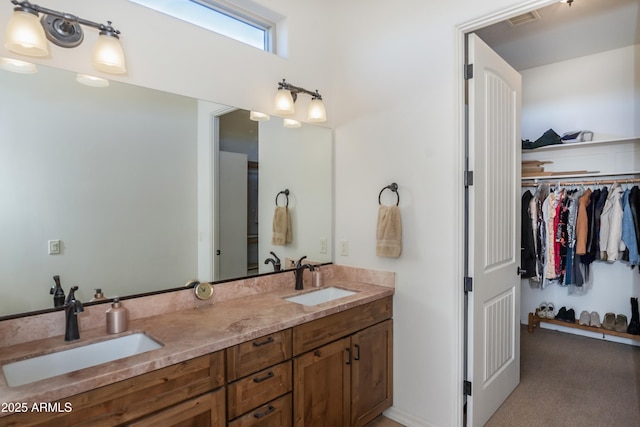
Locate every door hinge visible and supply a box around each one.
[463,380,472,396]
[464,276,473,293]
[464,64,473,80]
[464,170,474,187]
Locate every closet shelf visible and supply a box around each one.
[523,136,640,152]
[521,170,640,182]
[528,313,640,341]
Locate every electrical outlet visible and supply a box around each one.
[320,238,327,254]
[339,239,349,256]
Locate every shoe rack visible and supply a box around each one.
[527,312,640,341]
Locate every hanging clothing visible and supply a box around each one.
[575,188,592,255]
[600,183,625,261]
[622,189,640,266]
[521,191,537,279]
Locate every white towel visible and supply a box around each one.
[376,205,402,258]
[272,206,292,245]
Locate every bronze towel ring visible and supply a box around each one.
[378,183,399,206]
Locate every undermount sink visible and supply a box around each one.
[284,287,357,306]
[2,333,163,387]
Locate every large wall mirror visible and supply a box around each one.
[0,64,333,318]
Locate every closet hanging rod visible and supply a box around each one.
[522,177,640,187]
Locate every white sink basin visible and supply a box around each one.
[2,333,163,387]
[285,287,357,306]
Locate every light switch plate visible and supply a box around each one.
[339,240,349,256]
[48,240,61,254]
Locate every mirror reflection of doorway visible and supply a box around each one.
[218,109,259,280]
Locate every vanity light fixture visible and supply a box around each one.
[249,111,270,121]
[4,0,126,74]
[0,56,37,73]
[274,79,327,123]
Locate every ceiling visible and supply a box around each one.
[475,0,640,70]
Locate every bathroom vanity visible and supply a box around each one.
[0,266,394,427]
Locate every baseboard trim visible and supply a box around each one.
[384,406,437,427]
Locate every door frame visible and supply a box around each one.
[455,1,557,425]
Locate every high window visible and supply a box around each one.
[130,0,277,52]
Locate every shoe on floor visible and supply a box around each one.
[590,311,601,328]
[614,314,628,333]
[578,310,590,326]
[602,312,616,330]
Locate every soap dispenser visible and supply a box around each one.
[106,297,128,334]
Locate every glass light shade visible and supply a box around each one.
[307,98,327,123]
[250,111,270,121]
[274,89,295,115]
[283,118,301,128]
[76,73,109,87]
[0,57,37,74]
[4,10,49,57]
[92,34,126,74]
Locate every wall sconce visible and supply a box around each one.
[4,0,126,74]
[274,79,326,123]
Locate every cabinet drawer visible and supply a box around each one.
[228,393,292,427]
[292,296,392,356]
[228,360,292,419]
[226,329,292,381]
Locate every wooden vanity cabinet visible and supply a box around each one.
[2,352,225,427]
[226,330,293,426]
[292,297,393,427]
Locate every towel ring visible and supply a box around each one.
[378,183,399,206]
[276,189,289,207]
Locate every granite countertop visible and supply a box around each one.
[0,281,393,412]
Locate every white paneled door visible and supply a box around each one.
[466,33,522,427]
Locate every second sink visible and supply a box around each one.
[284,287,357,306]
[2,333,163,387]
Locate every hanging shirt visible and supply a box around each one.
[575,188,592,255]
[621,189,640,265]
[600,183,625,261]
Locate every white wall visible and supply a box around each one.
[521,44,640,141]
[520,44,640,345]
[258,118,332,271]
[0,66,198,314]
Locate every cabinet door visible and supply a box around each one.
[293,337,351,427]
[351,320,393,427]
[128,389,225,427]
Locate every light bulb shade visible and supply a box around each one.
[4,9,49,57]
[307,98,327,123]
[283,118,301,128]
[274,89,295,115]
[250,111,270,121]
[92,33,126,74]
[0,57,37,73]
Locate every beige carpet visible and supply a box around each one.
[486,326,640,426]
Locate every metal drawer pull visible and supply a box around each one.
[253,405,275,419]
[253,371,274,383]
[354,344,361,361]
[252,336,274,347]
